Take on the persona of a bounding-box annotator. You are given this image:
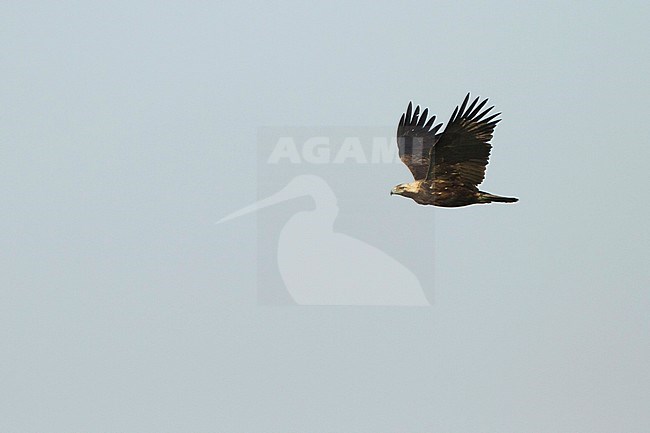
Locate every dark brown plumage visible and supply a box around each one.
[391,93,518,207]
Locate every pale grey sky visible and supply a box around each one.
[2,1,650,432]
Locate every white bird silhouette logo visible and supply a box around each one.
[219,175,429,306]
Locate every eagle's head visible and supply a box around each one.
[390,181,421,197]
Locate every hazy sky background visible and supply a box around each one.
[2,1,650,432]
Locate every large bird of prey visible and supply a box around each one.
[390,93,518,207]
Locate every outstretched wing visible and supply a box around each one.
[396,101,443,180]
[425,94,500,187]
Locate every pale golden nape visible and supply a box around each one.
[390,181,422,196]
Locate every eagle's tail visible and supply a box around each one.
[478,192,519,204]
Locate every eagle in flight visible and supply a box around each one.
[391,93,518,207]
